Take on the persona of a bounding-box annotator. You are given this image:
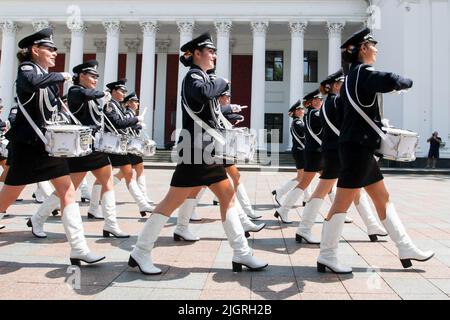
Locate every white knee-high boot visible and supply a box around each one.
[174,198,200,241]
[79,177,91,203]
[236,201,265,238]
[236,183,261,220]
[102,190,129,238]
[382,203,434,268]
[61,203,105,265]
[354,192,387,242]
[137,175,154,204]
[328,186,353,223]
[274,187,303,224]
[27,193,60,238]
[129,213,169,275]
[222,207,268,272]
[317,213,352,274]
[272,179,297,206]
[87,184,103,219]
[301,184,313,206]
[128,180,154,217]
[296,198,323,244]
[0,182,9,218]
[190,188,206,222]
[33,181,53,203]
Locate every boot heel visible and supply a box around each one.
[369,234,378,242]
[317,262,326,273]
[245,231,250,238]
[173,233,182,241]
[274,212,280,219]
[128,256,138,268]
[70,258,81,266]
[400,259,412,268]
[52,210,59,217]
[140,211,147,217]
[103,230,111,237]
[26,219,32,228]
[295,234,303,243]
[213,200,219,206]
[232,262,243,272]
[302,201,306,207]
[81,197,88,203]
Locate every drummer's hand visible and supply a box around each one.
[136,115,144,122]
[235,116,245,125]
[61,72,72,82]
[103,91,111,101]
[140,123,147,128]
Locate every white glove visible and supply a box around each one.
[235,116,245,125]
[136,115,144,122]
[103,91,111,101]
[61,72,72,82]
[140,123,147,128]
[230,104,242,113]
[381,118,392,128]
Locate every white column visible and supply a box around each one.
[154,40,170,148]
[67,20,87,75]
[139,21,158,139]
[102,20,121,88]
[0,21,19,120]
[327,22,345,75]
[32,19,50,32]
[124,39,140,92]
[288,20,307,150]
[250,20,269,149]
[93,39,106,90]
[63,38,71,93]
[214,20,232,79]
[175,21,195,133]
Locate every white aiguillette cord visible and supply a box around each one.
[16,93,48,145]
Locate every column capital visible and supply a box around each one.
[156,39,170,53]
[176,21,195,34]
[326,21,345,36]
[94,39,107,52]
[67,19,87,35]
[102,20,122,35]
[139,20,159,36]
[125,39,140,52]
[289,20,307,37]
[32,19,51,32]
[214,20,232,36]
[0,20,20,34]
[251,20,269,36]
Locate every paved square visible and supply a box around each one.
[0,168,449,300]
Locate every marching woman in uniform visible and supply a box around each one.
[295,69,387,245]
[128,32,267,275]
[316,28,434,274]
[274,90,323,224]
[89,79,154,218]
[0,28,104,265]
[114,92,154,204]
[272,100,306,207]
[28,60,129,239]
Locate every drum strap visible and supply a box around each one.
[16,93,49,145]
[306,111,322,146]
[322,97,340,136]
[181,75,226,146]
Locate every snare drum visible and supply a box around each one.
[127,136,145,156]
[143,139,156,157]
[214,128,256,162]
[0,137,8,158]
[376,127,419,162]
[44,125,92,158]
[94,131,128,155]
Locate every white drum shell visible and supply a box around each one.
[0,138,8,158]
[214,128,256,162]
[94,132,128,155]
[376,127,419,162]
[44,125,92,158]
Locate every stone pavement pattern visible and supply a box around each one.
[0,169,449,300]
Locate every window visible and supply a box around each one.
[265,51,283,81]
[304,51,318,83]
[264,113,283,143]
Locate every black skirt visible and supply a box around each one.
[108,154,131,167]
[170,163,228,187]
[337,142,384,189]
[129,154,144,166]
[292,149,304,170]
[5,141,70,186]
[67,151,111,173]
[304,150,323,173]
[320,150,340,180]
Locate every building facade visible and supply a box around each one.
[0,0,449,157]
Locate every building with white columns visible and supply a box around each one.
[0,0,449,158]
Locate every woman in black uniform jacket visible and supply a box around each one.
[274,90,323,224]
[28,60,129,239]
[93,80,153,217]
[114,92,153,204]
[128,32,267,275]
[317,28,434,274]
[272,100,306,207]
[295,69,387,245]
[0,28,104,265]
